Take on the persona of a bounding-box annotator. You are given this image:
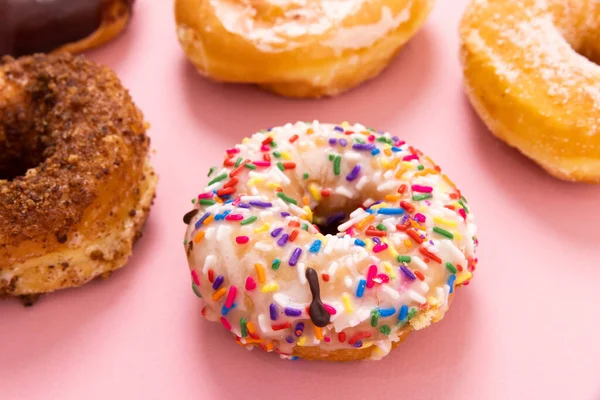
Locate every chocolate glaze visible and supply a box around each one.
[0,0,132,57]
[305,267,331,328]
[183,209,199,224]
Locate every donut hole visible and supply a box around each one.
[312,199,362,236]
[0,122,55,181]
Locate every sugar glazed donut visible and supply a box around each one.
[183,122,478,361]
[0,0,135,57]
[460,0,600,182]
[175,0,434,98]
[0,53,157,299]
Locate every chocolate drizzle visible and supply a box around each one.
[1,0,103,57]
[305,267,330,327]
[183,208,199,224]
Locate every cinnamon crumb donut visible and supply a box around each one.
[0,53,157,298]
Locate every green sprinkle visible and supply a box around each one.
[458,199,469,214]
[192,283,202,298]
[370,309,380,327]
[301,224,309,231]
[277,192,297,205]
[183,239,187,246]
[446,262,458,274]
[333,155,341,176]
[376,137,392,144]
[433,226,454,239]
[270,141,277,148]
[207,167,216,177]
[207,172,227,186]
[234,157,243,167]
[355,138,365,144]
[328,154,335,161]
[199,199,216,206]
[376,223,386,231]
[273,151,281,158]
[241,216,258,225]
[379,325,391,335]
[408,308,417,320]
[272,259,281,270]
[191,198,196,204]
[417,165,425,171]
[412,193,432,201]
[277,161,285,171]
[397,255,412,263]
[244,163,257,170]
[240,318,248,337]
[303,173,309,180]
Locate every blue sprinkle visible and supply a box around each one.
[295,322,304,336]
[270,303,278,320]
[212,275,224,290]
[448,275,457,294]
[339,138,348,147]
[400,265,416,280]
[277,234,289,246]
[284,307,302,317]
[353,341,363,348]
[195,212,211,229]
[290,356,299,361]
[285,336,295,344]
[271,227,283,237]
[354,239,366,247]
[309,240,322,253]
[224,199,233,204]
[356,279,366,297]
[371,148,380,156]
[221,303,236,316]
[391,146,401,152]
[377,207,405,215]
[378,307,396,317]
[399,305,409,321]
[365,208,376,214]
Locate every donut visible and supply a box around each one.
[460,0,600,182]
[0,0,135,57]
[175,0,434,98]
[0,53,157,299]
[183,121,478,361]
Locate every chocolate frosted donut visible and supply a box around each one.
[0,53,157,298]
[0,0,134,57]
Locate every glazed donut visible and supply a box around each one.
[175,0,434,98]
[183,121,478,361]
[0,53,157,299]
[460,0,600,182]
[0,0,135,57]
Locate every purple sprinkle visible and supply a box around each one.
[353,341,363,348]
[352,143,375,151]
[277,234,289,246]
[285,336,295,344]
[346,165,361,181]
[414,213,426,223]
[339,138,348,147]
[212,275,224,290]
[334,126,344,132]
[249,200,272,208]
[400,265,416,280]
[271,227,283,237]
[295,322,304,336]
[280,212,290,217]
[195,212,211,229]
[237,203,250,209]
[327,211,345,226]
[328,138,337,145]
[284,307,302,317]
[372,237,381,244]
[289,247,302,266]
[392,136,399,141]
[270,303,278,320]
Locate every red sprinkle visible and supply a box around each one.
[419,247,442,263]
[223,157,236,167]
[377,273,390,284]
[348,331,372,345]
[368,135,375,142]
[263,153,271,162]
[225,286,237,308]
[398,184,407,194]
[223,178,238,188]
[253,161,271,167]
[282,162,296,169]
[406,229,424,244]
[217,187,235,197]
[245,277,256,291]
[208,269,215,283]
[366,265,378,288]
[260,145,270,152]
[236,236,250,244]
[344,130,354,135]
[338,332,346,343]
[271,322,292,331]
[289,134,299,143]
[225,214,243,221]
[289,230,299,242]
[396,224,408,231]
[322,273,330,282]
[366,229,386,237]
[450,193,459,200]
[221,317,232,331]
[459,208,467,220]
[262,137,273,145]
[288,221,300,227]
[321,189,331,197]
[229,160,250,177]
[400,201,415,213]
[226,148,240,154]
[457,264,464,272]
[414,271,425,281]
[191,270,200,286]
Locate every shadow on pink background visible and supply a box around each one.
[1,1,599,399]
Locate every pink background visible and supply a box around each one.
[2,1,600,399]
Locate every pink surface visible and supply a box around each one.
[2,1,600,399]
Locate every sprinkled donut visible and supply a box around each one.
[183,121,478,361]
[460,0,600,182]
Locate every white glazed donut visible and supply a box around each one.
[183,121,478,361]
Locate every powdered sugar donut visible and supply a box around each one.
[183,121,478,361]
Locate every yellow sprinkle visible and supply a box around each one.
[342,293,354,313]
[253,223,270,233]
[255,263,266,283]
[341,121,350,128]
[455,271,473,285]
[242,138,249,144]
[313,325,324,340]
[261,282,279,293]
[453,232,463,241]
[193,231,205,243]
[302,206,313,222]
[424,155,436,166]
[281,151,292,160]
[361,341,374,349]
[383,261,397,280]
[385,240,398,258]
[308,183,321,201]
[267,183,280,189]
[403,239,413,248]
[212,287,227,301]
[315,137,325,146]
[306,128,314,135]
[380,158,390,168]
[427,296,441,307]
[395,167,407,179]
[434,216,458,227]
[415,168,438,177]
[442,174,456,189]
[389,158,400,169]
[297,336,307,346]
[384,148,392,157]
[204,215,214,225]
[361,130,371,136]
[365,241,374,252]
[356,214,374,230]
